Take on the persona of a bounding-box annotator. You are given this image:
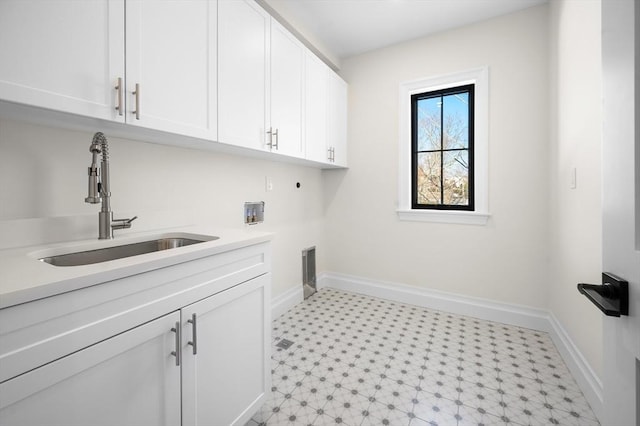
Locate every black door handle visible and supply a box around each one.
[577,273,628,317]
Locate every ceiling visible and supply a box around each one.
[265,0,548,60]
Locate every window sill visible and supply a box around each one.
[396,209,490,225]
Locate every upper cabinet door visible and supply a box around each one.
[0,0,125,122]
[305,53,329,163]
[218,0,270,150]
[327,72,348,167]
[125,0,217,140]
[269,20,304,158]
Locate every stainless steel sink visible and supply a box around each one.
[39,236,218,267]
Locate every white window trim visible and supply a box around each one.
[397,67,490,225]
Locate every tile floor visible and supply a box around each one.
[246,288,599,426]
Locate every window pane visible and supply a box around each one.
[416,97,441,151]
[443,150,469,205]
[443,93,469,149]
[416,152,441,205]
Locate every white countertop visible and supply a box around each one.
[0,226,273,309]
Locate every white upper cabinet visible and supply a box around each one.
[305,53,329,163]
[0,0,217,140]
[0,0,125,122]
[327,72,348,167]
[126,0,217,140]
[218,0,270,150]
[305,54,348,167]
[0,0,345,167]
[269,20,304,158]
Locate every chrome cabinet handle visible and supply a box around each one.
[266,128,279,150]
[273,128,279,150]
[170,321,181,366]
[266,127,273,149]
[132,83,140,120]
[114,77,123,116]
[187,313,197,355]
[328,147,335,162]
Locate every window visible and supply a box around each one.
[398,67,489,225]
[411,84,474,210]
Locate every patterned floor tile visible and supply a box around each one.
[456,403,506,426]
[248,289,599,426]
[412,396,462,425]
[363,399,413,426]
[267,396,320,426]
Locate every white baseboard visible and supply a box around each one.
[271,284,304,320]
[318,272,549,330]
[547,311,604,420]
[315,271,604,420]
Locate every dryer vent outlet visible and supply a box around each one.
[302,247,316,299]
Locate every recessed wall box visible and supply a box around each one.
[244,201,265,225]
[302,246,316,299]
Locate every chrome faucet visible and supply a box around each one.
[85,132,137,239]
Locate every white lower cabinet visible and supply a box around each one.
[0,243,271,426]
[182,275,269,426]
[0,312,182,426]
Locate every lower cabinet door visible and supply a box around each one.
[0,312,182,426]
[181,275,270,426]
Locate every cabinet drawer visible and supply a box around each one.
[0,242,270,383]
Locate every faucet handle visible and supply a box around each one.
[111,215,138,232]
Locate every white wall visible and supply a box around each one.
[0,118,325,299]
[548,0,603,379]
[325,5,550,309]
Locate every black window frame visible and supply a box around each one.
[411,84,475,211]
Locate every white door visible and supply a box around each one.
[601,0,640,424]
[0,0,125,122]
[218,0,270,150]
[270,20,304,158]
[0,312,181,426]
[125,0,217,139]
[181,275,270,426]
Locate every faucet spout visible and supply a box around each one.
[85,132,136,239]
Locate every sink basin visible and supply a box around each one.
[39,235,219,267]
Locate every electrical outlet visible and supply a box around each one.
[265,176,273,192]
